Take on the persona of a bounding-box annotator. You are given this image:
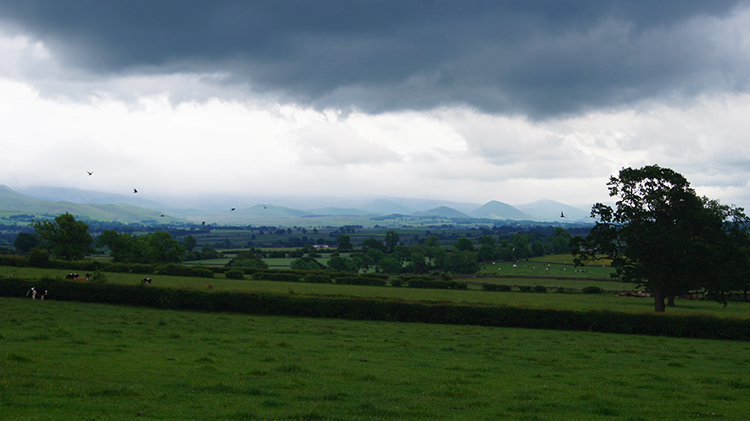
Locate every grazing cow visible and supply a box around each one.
[85,273,91,280]
[26,287,47,300]
[205,285,213,290]
[65,273,79,280]
[141,278,152,285]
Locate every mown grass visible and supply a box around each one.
[2,297,750,420]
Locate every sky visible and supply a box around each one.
[1,0,750,210]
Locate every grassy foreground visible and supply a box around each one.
[2,297,750,420]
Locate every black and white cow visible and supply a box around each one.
[26,287,48,300]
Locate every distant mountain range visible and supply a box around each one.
[1,185,593,225]
[0,185,177,223]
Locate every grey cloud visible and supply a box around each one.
[0,0,748,117]
[294,122,401,166]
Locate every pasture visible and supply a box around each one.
[3,265,750,319]
[2,297,750,420]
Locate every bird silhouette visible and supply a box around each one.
[560,211,567,218]
[202,221,205,225]
[133,188,138,194]
[263,205,267,209]
[231,208,236,211]
[87,171,93,176]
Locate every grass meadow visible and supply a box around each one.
[3,297,750,421]
[3,265,750,319]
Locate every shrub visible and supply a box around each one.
[554,286,568,293]
[482,284,512,292]
[518,285,532,293]
[189,268,215,278]
[335,276,387,286]
[27,248,50,267]
[252,272,304,282]
[0,254,27,267]
[302,274,333,284]
[582,286,603,294]
[290,257,325,271]
[89,270,107,284]
[533,285,548,293]
[224,269,245,280]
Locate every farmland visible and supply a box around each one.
[3,249,750,420]
[2,263,749,319]
[3,297,750,420]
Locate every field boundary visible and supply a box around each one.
[2,278,749,341]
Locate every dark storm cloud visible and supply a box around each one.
[0,0,747,117]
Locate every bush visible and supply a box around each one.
[518,285,532,293]
[582,286,603,294]
[533,285,548,293]
[0,254,27,267]
[482,284,512,292]
[252,272,304,282]
[189,268,215,278]
[554,286,568,293]
[290,257,325,271]
[224,269,245,280]
[302,274,333,284]
[335,276,387,287]
[89,270,107,284]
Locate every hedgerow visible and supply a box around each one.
[2,277,748,341]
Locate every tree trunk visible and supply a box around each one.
[653,287,666,312]
[667,294,676,307]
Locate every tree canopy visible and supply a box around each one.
[571,165,750,312]
[31,213,93,261]
[97,230,183,264]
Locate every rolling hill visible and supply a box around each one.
[3,184,595,226]
[412,206,472,219]
[0,185,178,223]
[469,200,530,220]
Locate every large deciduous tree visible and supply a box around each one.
[571,165,750,312]
[13,232,41,255]
[31,212,93,261]
[336,235,354,252]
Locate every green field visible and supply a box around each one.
[2,297,749,420]
[3,265,749,319]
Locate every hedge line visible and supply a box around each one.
[3,278,748,341]
[0,255,227,276]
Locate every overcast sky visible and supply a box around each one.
[1,0,750,209]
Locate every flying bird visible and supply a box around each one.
[133,188,138,194]
[561,211,568,218]
[231,208,236,211]
[202,221,205,225]
[86,171,93,176]
[263,205,267,209]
